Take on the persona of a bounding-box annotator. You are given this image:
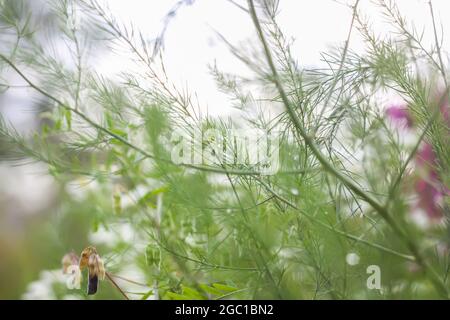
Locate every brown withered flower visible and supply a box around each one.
[62,247,130,299]
[62,251,82,290]
[62,252,79,274]
[79,246,106,295]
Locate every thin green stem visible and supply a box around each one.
[428,1,447,87]
[314,0,360,133]
[0,53,306,177]
[256,177,415,261]
[247,0,448,298]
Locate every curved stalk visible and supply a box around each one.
[247,0,448,298]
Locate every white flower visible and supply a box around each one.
[22,269,65,300]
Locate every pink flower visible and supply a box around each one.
[416,142,437,169]
[414,179,445,220]
[386,105,414,129]
[431,89,450,128]
[386,99,448,225]
[413,143,449,221]
[439,94,450,126]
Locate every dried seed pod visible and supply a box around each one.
[79,247,106,295]
[87,271,99,295]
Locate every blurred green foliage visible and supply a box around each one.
[0,0,449,300]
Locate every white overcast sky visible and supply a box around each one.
[97,0,450,116]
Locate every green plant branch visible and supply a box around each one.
[314,0,360,134]
[255,176,415,261]
[247,0,448,298]
[145,231,258,272]
[428,0,448,87]
[0,53,308,177]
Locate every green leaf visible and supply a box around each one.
[166,292,190,300]
[182,286,205,300]
[65,109,72,129]
[140,290,154,300]
[145,245,161,267]
[137,186,169,206]
[199,284,223,296]
[113,192,121,215]
[212,283,238,292]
